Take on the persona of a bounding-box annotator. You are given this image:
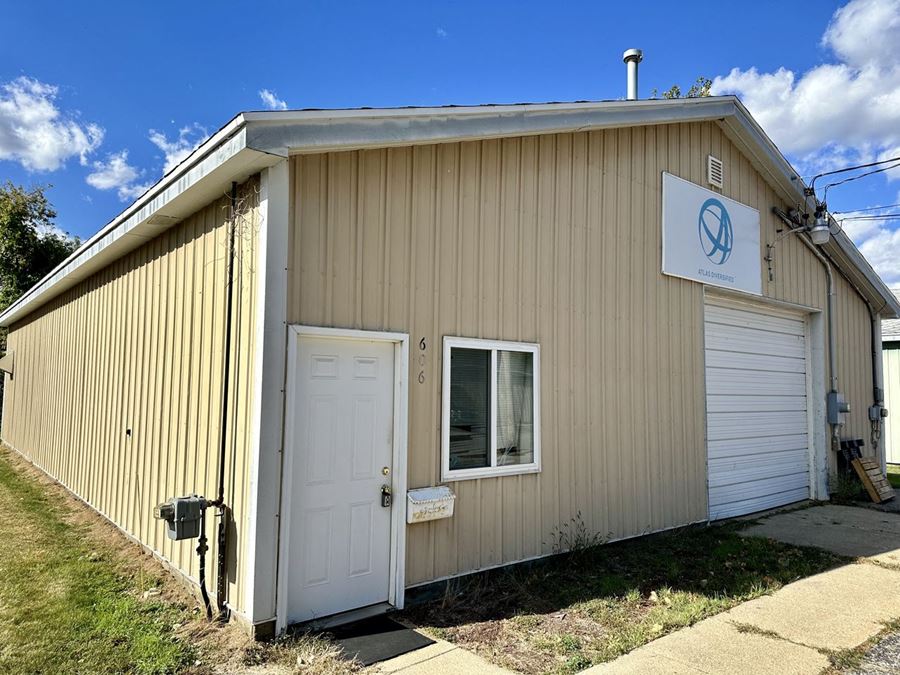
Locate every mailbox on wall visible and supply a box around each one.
[407,486,455,524]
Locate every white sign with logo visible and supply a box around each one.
[662,172,761,295]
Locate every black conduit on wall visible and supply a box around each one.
[211,181,239,621]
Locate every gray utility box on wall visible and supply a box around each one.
[827,391,851,427]
[154,495,207,541]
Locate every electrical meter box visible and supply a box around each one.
[154,495,206,541]
[827,391,851,426]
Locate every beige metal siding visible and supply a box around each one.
[288,121,878,588]
[884,348,900,464]
[1,178,260,615]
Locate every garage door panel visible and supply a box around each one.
[708,433,808,459]
[705,299,810,520]
[707,410,808,441]
[705,324,806,359]
[709,487,811,520]
[709,472,809,507]
[708,451,808,488]
[706,305,806,336]
[704,349,806,373]
[706,369,806,396]
[706,394,807,414]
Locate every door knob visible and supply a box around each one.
[381,485,392,508]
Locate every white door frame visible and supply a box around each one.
[275,325,409,633]
[702,289,827,518]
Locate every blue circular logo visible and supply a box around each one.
[698,198,733,265]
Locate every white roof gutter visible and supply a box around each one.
[0,117,284,327]
[3,96,897,327]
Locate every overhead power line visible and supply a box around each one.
[823,160,900,201]
[809,154,900,193]
[835,213,900,222]
[832,202,900,215]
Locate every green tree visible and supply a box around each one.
[0,182,79,313]
[0,180,79,383]
[652,77,713,100]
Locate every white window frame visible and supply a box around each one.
[441,336,541,481]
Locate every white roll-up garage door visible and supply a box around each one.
[705,298,810,520]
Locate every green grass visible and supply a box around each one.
[0,448,196,675]
[403,521,847,674]
[888,464,900,489]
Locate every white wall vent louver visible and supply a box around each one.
[707,155,724,189]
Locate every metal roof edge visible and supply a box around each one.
[243,97,739,154]
[0,118,283,327]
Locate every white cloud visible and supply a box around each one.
[0,76,103,171]
[823,0,900,68]
[148,124,208,174]
[36,222,75,241]
[86,125,208,203]
[834,191,900,283]
[259,88,288,110]
[711,0,900,163]
[86,151,137,190]
[855,224,900,285]
[86,150,151,201]
[711,0,900,281]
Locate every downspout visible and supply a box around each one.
[772,207,887,458]
[772,209,839,449]
[211,181,239,621]
[871,313,886,469]
[804,232,886,457]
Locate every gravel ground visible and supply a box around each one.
[849,631,900,675]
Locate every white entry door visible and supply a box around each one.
[286,335,396,623]
[705,299,811,520]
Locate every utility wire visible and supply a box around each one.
[833,202,900,215]
[823,160,900,201]
[810,154,900,192]
[836,214,900,221]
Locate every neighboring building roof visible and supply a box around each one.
[883,290,900,341]
[2,96,899,327]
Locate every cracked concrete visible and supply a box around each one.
[586,504,900,675]
[741,504,900,567]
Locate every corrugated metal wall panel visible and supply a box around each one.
[288,120,877,588]
[0,178,260,615]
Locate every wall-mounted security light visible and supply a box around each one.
[767,206,832,281]
[810,211,832,245]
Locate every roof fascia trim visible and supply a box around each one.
[244,98,737,155]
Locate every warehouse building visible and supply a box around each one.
[1,91,898,636]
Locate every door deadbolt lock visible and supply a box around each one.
[382,466,390,476]
[381,485,392,508]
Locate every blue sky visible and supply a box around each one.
[2,0,899,282]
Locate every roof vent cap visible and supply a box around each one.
[622,49,643,100]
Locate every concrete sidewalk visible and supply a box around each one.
[374,638,511,674]
[587,504,900,675]
[375,504,900,674]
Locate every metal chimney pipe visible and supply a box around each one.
[623,49,643,100]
